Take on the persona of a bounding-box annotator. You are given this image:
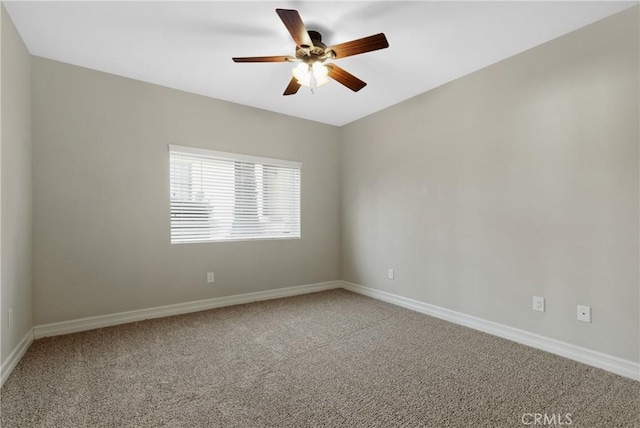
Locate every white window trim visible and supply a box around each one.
[168,145,301,169]
[168,145,302,244]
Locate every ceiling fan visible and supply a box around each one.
[232,9,389,95]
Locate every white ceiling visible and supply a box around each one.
[4,1,636,126]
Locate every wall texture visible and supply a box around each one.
[341,7,639,362]
[18,5,640,368]
[32,57,341,325]
[1,5,32,362]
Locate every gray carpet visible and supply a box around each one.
[1,289,638,427]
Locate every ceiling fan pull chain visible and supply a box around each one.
[309,64,317,94]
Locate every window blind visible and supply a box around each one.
[169,145,301,244]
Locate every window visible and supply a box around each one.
[169,145,301,244]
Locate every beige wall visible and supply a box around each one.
[1,5,32,362]
[32,57,341,325]
[17,5,640,367]
[341,7,639,362]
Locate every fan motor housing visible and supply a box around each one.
[295,31,334,63]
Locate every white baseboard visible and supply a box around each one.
[1,329,34,387]
[34,280,342,339]
[22,280,639,383]
[341,281,640,381]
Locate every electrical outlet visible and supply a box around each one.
[207,272,215,283]
[577,305,591,323]
[388,269,394,280]
[533,296,545,312]
[7,308,13,328]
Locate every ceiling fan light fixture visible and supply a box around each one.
[232,9,389,96]
[292,62,329,90]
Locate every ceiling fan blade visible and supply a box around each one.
[328,33,389,59]
[276,9,313,48]
[283,77,301,96]
[232,56,292,63]
[327,64,367,92]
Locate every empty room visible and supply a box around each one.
[1,1,639,426]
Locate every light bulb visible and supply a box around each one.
[292,63,309,86]
[291,62,330,89]
[312,62,329,80]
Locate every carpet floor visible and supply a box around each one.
[1,289,638,427]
